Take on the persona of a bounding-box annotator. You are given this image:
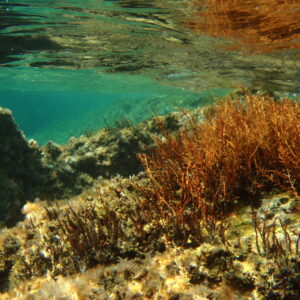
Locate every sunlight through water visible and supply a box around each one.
[0,0,299,143]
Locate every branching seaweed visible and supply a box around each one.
[137,95,300,244]
[44,201,128,271]
[252,211,299,262]
[252,210,300,298]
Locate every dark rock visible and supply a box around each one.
[225,270,255,292]
[0,108,48,227]
[44,141,62,160]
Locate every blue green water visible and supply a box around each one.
[0,0,299,144]
[0,66,231,144]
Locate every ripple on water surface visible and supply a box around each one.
[0,0,299,144]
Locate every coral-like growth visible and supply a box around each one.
[138,94,300,244]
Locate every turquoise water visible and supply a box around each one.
[0,0,299,144]
[0,67,230,144]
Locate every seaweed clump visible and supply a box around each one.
[138,94,300,244]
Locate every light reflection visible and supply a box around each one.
[186,0,300,53]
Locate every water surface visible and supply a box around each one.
[0,0,299,143]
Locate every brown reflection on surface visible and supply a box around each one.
[186,0,300,53]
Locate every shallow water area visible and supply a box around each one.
[0,66,212,144]
[0,0,299,144]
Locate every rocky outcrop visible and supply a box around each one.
[0,105,198,227]
[0,108,48,227]
[41,113,183,198]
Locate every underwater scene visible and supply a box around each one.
[0,0,299,299]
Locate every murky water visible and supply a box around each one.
[0,0,299,143]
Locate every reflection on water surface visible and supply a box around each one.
[0,0,299,144]
[0,0,299,93]
[187,0,300,54]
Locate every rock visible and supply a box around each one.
[44,141,61,160]
[0,107,47,227]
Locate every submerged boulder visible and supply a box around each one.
[0,107,47,227]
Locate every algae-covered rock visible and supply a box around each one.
[0,105,186,226]
[0,233,19,292]
[0,167,299,299]
[0,108,48,227]
[40,113,183,199]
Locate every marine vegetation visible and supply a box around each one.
[138,93,300,244]
[0,92,299,299]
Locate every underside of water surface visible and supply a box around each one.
[0,0,299,144]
